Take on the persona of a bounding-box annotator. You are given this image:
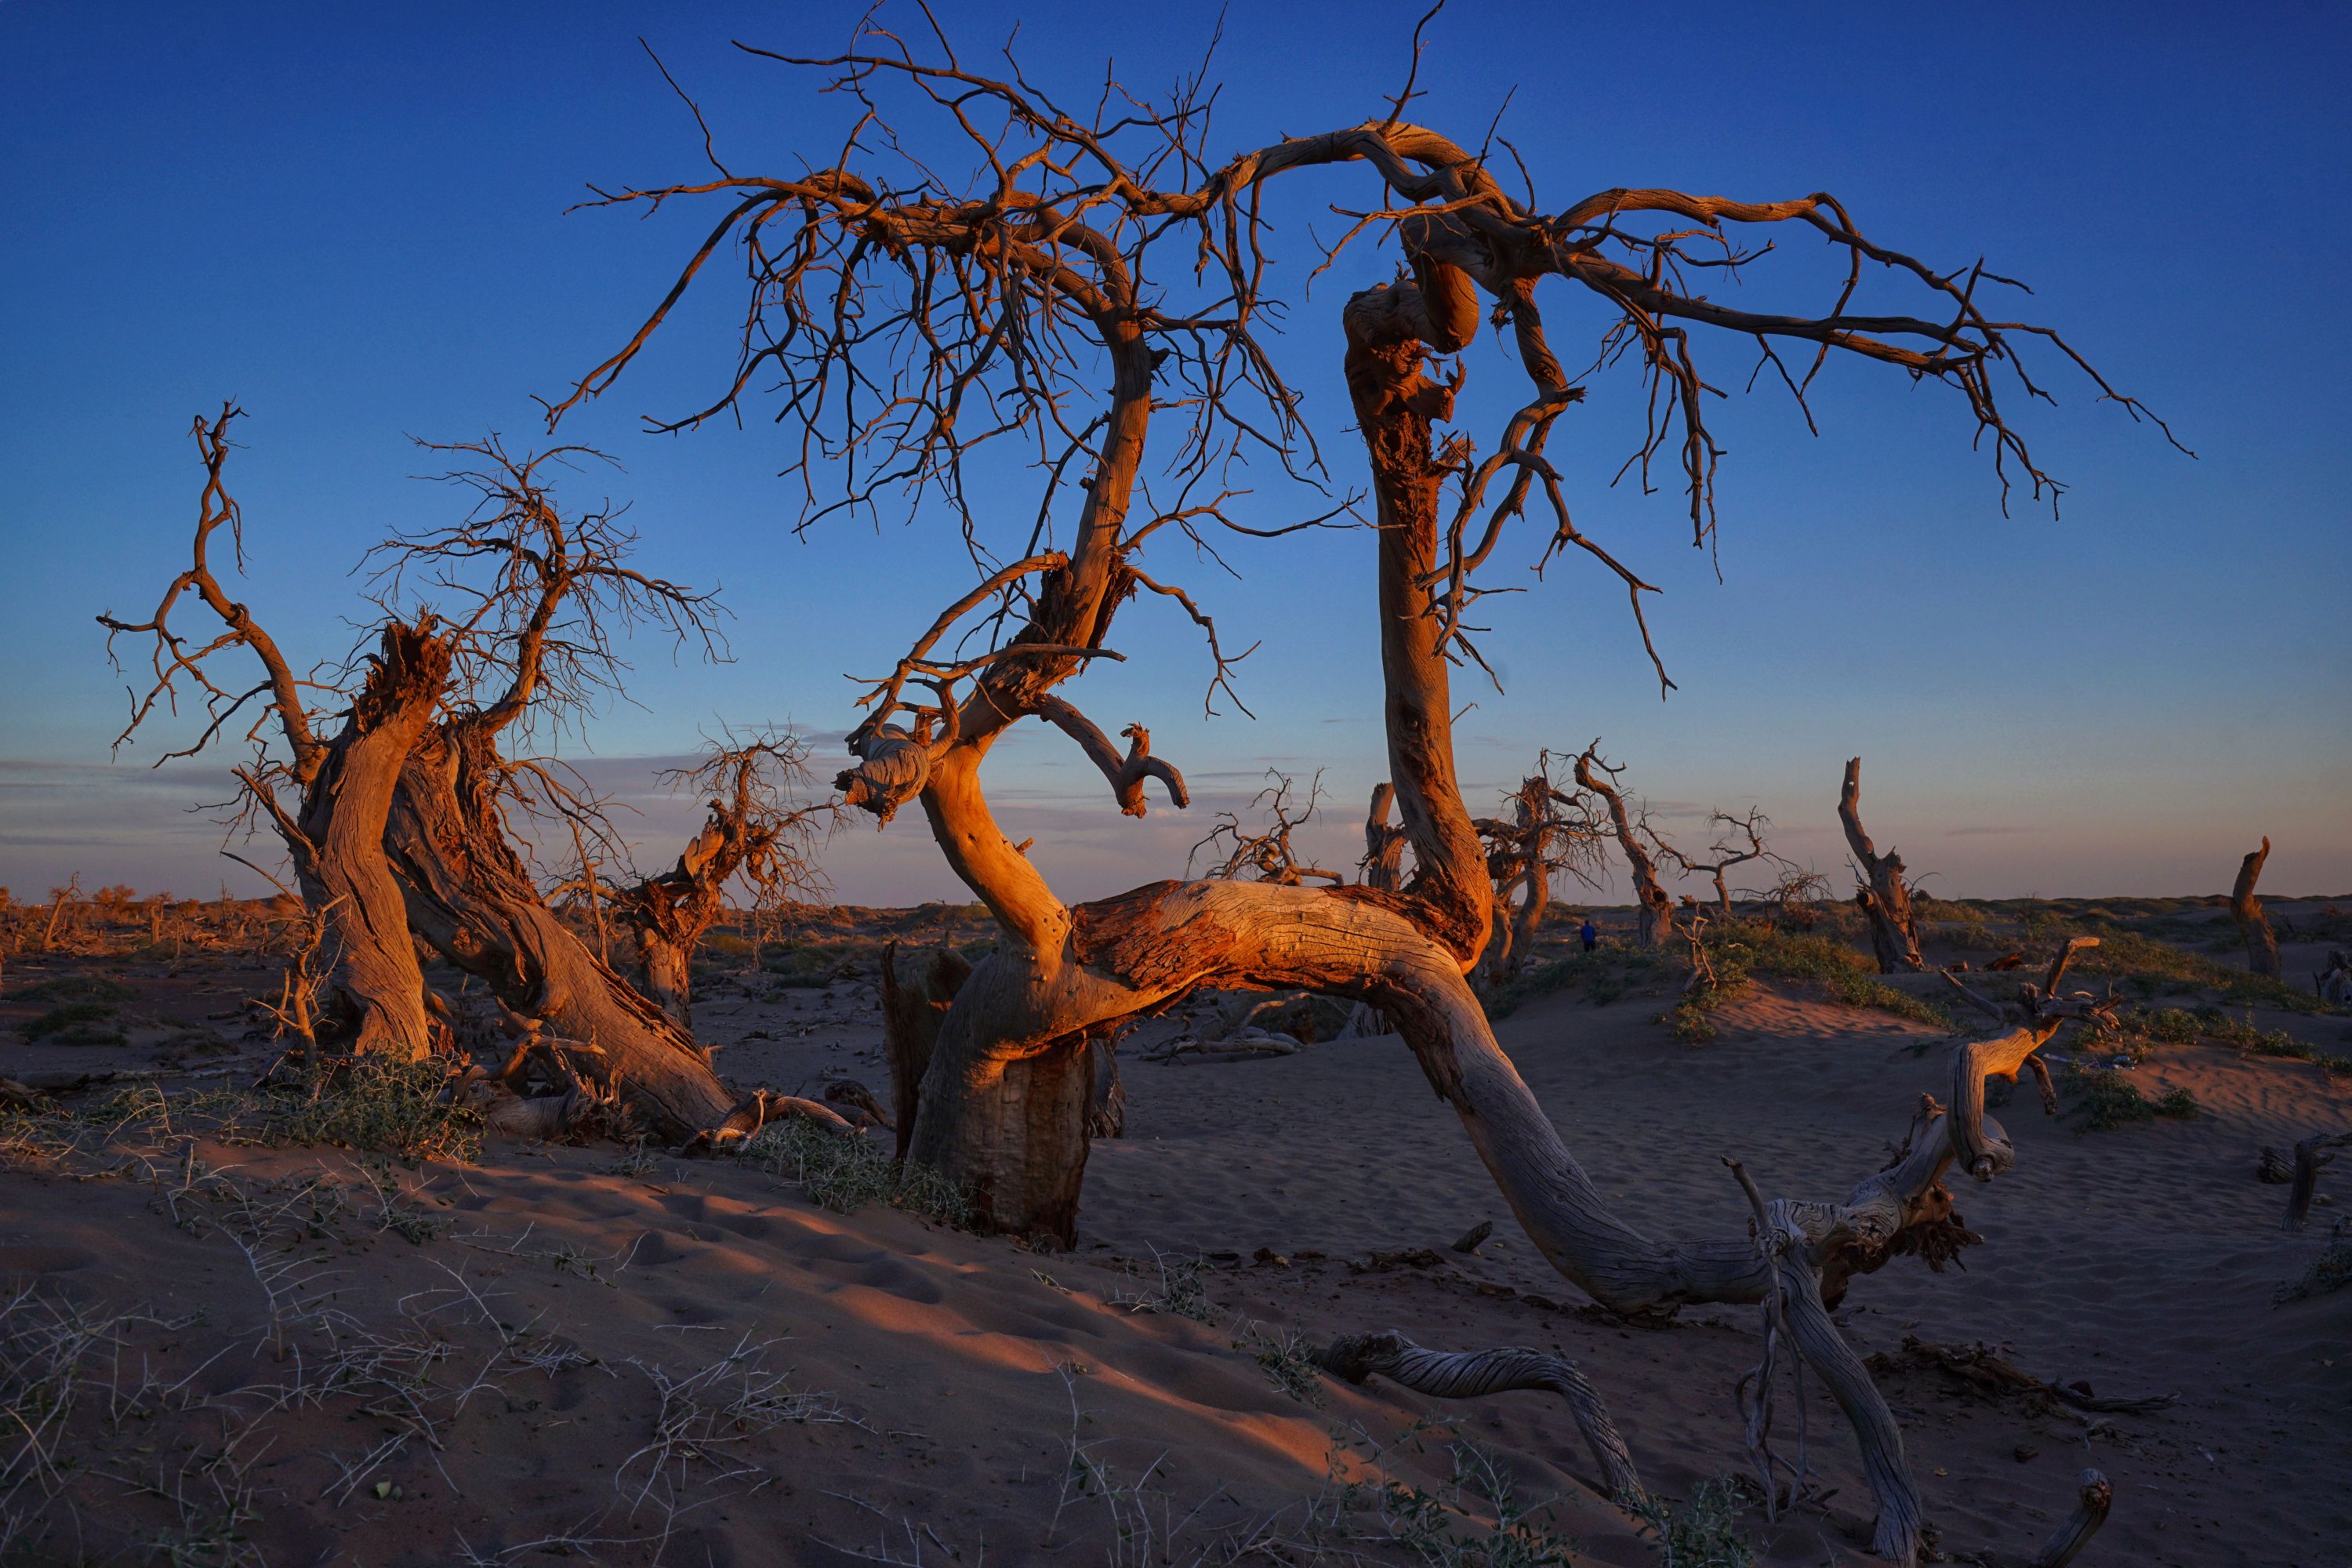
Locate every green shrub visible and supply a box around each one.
[266,1055,482,1164]
[2063,1065,2198,1131]
[1631,1476,1756,1567]
[19,1000,127,1044]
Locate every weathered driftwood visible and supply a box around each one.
[2026,1469,2112,1568]
[823,1076,894,1131]
[1316,1330,1642,1504]
[1862,1335,2174,1415]
[2230,837,2283,979]
[1840,758,1924,973]
[2283,1131,2352,1232]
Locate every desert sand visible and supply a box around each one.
[2,901,2347,1567]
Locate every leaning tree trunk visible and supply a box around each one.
[280,620,452,1059]
[1574,753,1674,949]
[385,719,738,1140]
[1839,757,1924,973]
[2231,837,2282,979]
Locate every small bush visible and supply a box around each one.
[1238,1323,1323,1403]
[739,1116,970,1227]
[19,1000,127,1045]
[2063,1065,2198,1132]
[266,1055,482,1164]
[1630,1476,1755,1568]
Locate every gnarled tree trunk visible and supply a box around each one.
[386,718,737,1140]
[279,621,453,1060]
[2232,837,2282,978]
[1840,757,1924,973]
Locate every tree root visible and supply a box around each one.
[1314,1330,1642,1504]
[1861,1336,2176,1416]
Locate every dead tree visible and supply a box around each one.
[100,408,452,1059]
[1841,757,1926,972]
[1669,808,1788,913]
[1572,744,1677,949]
[372,438,746,1140]
[1189,771,1343,887]
[1361,782,1410,891]
[559,34,2171,1555]
[2231,837,2283,978]
[605,727,829,1026]
[1475,754,1604,982]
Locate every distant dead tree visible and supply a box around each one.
[1572,744,1678,948]
[1667,808,1788,913]
[604,727,829,1027]
[1840,757,1926,973]
[101,408,452,1058]
[557,24,2172,1559]
[372,438,749,1140]
[1360,782,1410,892]
[1190,771,1344,887]
[2230,837,2283,979]
[1759,863,1835,928]
[2318,949,2352,1007]
[1473,753,1604,982]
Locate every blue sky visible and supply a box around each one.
[2,0,2346,906]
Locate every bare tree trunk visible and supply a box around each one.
[2231,837,2282,978]
[278,621,452,1060]
[1573,749,1675,949]
[386,720,737,1141]
[1839,757,1924,973]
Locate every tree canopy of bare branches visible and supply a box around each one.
[553,20,2176,1557]
[100,407,452,1060]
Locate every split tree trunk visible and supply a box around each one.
[2231,837,2282,979]
[1839,757,1924,973]
[385,718,737,1141]
[278,620,452,1060]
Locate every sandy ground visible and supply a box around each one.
[2,908,2348,1566]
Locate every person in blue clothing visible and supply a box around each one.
[1578,917,1599,953]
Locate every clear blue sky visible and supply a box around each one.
[2,1,2346,906]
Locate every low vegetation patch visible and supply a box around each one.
[263,1055,484,1163]
[17,1000,128,1045]
[1630,1476,1757,1568]
[738,1116,971,1228]
[2061,1063,2198,1131]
